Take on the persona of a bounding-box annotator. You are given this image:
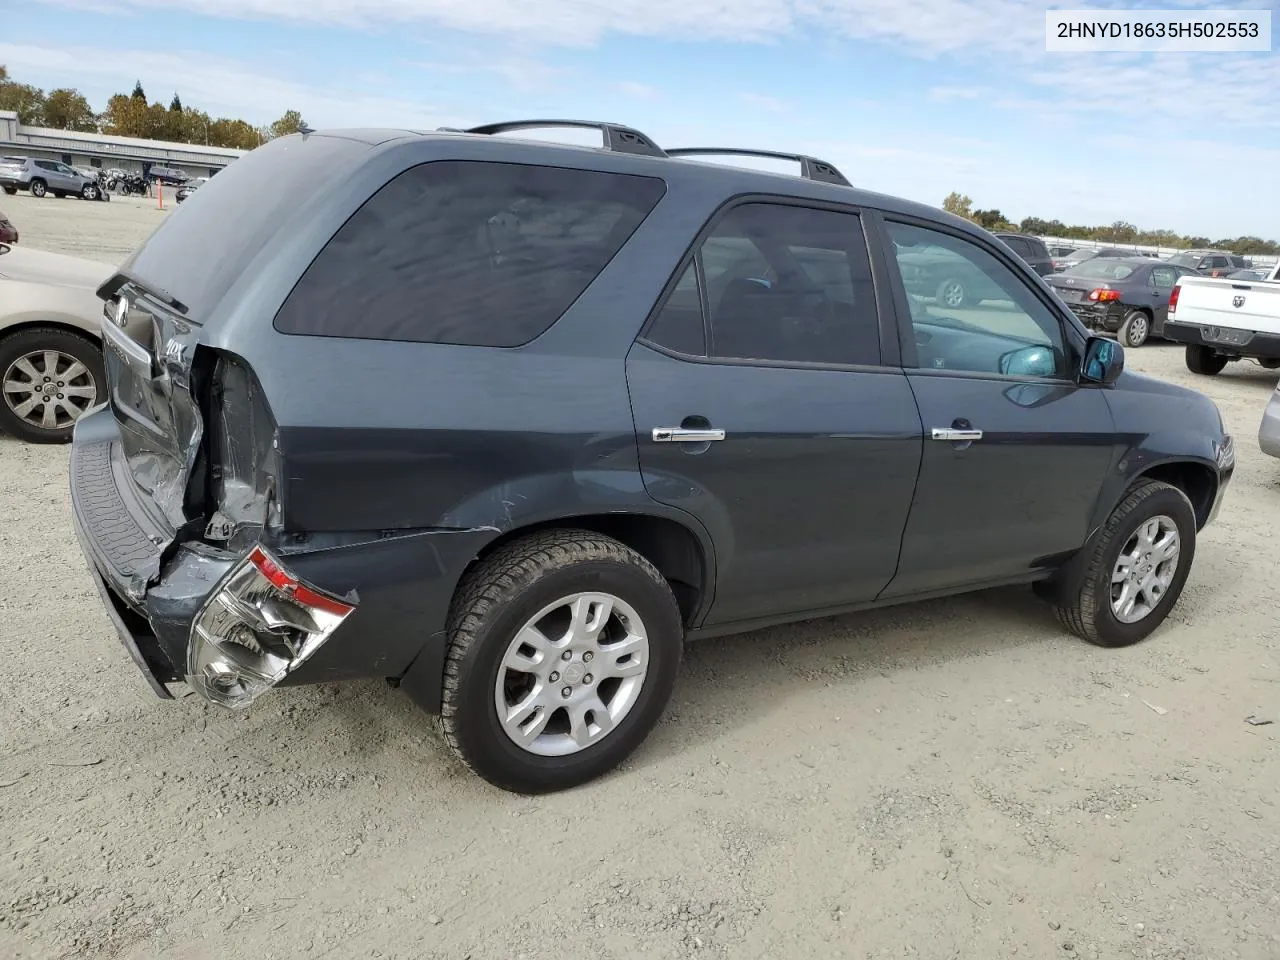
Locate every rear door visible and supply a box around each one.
[627,198,922,625]
[874,215,1118,597]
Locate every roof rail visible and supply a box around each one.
[438,120,666,158]
[665,148,850,187]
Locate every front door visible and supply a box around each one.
[627,200,922,625]
[876,217,1119,598]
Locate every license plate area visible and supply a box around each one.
[1201,325,1252,347]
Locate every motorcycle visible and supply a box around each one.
[105,170,147,196]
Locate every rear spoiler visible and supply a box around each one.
[96,270,188,315]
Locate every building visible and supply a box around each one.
[0,110,247,180]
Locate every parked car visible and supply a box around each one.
[1053,246,1132,272]
[69,120,1235,794]
[1259,379,1280,459]
[1047,244,1076,259]
[0,210,16,244]
[0,157,103,199]
[147,166,190,186]
[1167,251,1247,278]
[0,244,112,442]
[1227,268,1268,281]
[1045,257,1199,347]
[175,177,207,203]
[1164,261,1280,375]
[994,232,1054,275]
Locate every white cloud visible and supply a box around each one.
[410,51,573,94]
[615,81,661,100]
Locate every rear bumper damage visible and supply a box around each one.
[1162,319,1280,359]
[69,407,493,710]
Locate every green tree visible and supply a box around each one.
[0,75,46,125]
[942,192,974,220]
[100,92,150,137]
[131,80,147,102]
[42,88,97,131]
[269,109,306,139]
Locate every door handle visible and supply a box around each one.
[931,427,983,442]
[653,427,726,443]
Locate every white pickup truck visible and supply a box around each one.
[1163,262,1280,375]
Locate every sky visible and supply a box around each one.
[1,0,1278,239]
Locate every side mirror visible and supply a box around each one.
[1082,336,1124,384]
[999,344,1059,378]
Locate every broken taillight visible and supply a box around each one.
[187,546,355,709]
[1168,283,1181,314]
[1088,288,1122,302]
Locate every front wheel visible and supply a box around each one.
[81,183,99,200]
[1054,479,1196,647]
[1118,310,1150,347]
[29,179,47,198]
[1186,344,1228,376]
[440,530,683,793]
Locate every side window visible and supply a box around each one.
[885,220,1069,379]
[1006,237,1032,258]
[699,203,879,366]
[1151,266,1176,290]
[1028,239,1050,260]
[274,161,666,346]
[35,160,57,171]
[646,262,706,356]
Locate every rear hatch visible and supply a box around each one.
[94,132,371,540]
[1171,275,1280,338]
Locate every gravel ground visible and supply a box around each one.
[2,191,1279,960]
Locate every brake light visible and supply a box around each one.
[1088,288,1122,302]
[247,546,355,617]
[1168,284,1181,314]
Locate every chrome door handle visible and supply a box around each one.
[931,427,983,442]
[653,427,726,443]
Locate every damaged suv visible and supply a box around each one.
[71,120,1235,794]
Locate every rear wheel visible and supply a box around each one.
[1053,479,1196,648]
[0,328,105,444]
[440,529,683,793]
[1186,344,1227,376]
[1258,358,1280,370]
[29,179,47,198]
[1118,310,1150,347]
[2,186,15,195]
[936,278,969,309]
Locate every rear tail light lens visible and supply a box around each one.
[187,546,355,709]
[1168,284,1181,314]
[1089,288,1122,302]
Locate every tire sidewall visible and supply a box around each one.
[30,180,46,198]
[1121,311,1149,347]
[450,556,682,792]
[0,330,106,443]
[1086,487,1196,647]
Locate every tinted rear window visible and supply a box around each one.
[274,160,667,347]
[1068,260,1136,280]
[118,134,369,318]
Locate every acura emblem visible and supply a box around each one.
[1232,295,1246,309]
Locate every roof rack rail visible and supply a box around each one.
[665,148,850,187]
[438,120,666,158]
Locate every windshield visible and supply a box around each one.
[1168,254,1200,267]
[1067,260,1136,280]
[1064,249,1095,262]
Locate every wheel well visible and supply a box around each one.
[473,514,709,626]
[1136,461,1218,529]
[0,319,101,346]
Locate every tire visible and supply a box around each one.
[81,183,99,201]
[1054,479,1196,648]
[440,529,684,794]
[0,328,106,444]
[1186,344,1227,376]
[1118,310,1151,347]
[29,179,47,198]
[935,278,969,309]
[1258,358,1280,370]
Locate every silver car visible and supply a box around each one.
[0,242,113,443]
[0,157,102,200]
[1260,381,1280,460]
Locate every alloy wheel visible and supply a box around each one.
[1110,515,1179,624]
[2,349,99,432]
[494,592,650,757]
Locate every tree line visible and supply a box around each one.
[942,191,1278,255]
[0,65,306,151]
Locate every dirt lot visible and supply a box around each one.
[2,191,1278,960]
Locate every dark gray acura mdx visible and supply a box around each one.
[70,120,1235,793]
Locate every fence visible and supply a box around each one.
[1039,236,1279,269]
